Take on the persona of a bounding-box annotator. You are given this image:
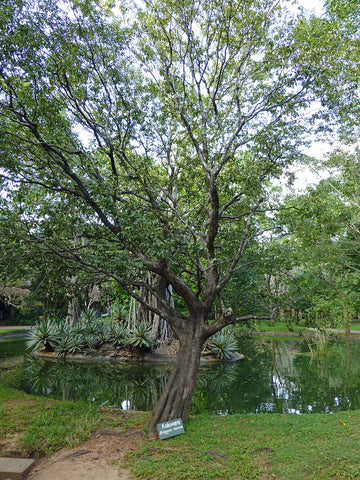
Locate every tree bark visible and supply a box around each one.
[66,276,80,326]
[148,316,206,437]
[343,303,351,335]
[128,273,174,345]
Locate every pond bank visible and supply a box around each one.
[32,349,245,364]
[0,328,32,340]
[243,328,360,342]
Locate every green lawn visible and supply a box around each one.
[238,319,360,337]
[0,328,17,335]
[1,384,360,479]
[0,385,147,456]
[127,412,360,479]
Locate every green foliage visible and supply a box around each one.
[0,384,146,457]
[208,330,238,360]
[276,172,360,332]
[109,322,128,347]
[94,321,111,345]
[128,323,156,351]
[26,309,157,356]
[80,308,100,323]
[326,0,360,37]
[109,303,129,324]
[223,257,269,317]
[0,0,342,321]
[26,319,57,352]
[68,333,87,354]
[54,336,71,359]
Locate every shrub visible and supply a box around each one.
[67,334,87,354]
[128,323,156,351]
[27,319,57,352]
[96,321,111,345]
[208,330,238,360]
[80,307,100,323]
[54,336,71,358]
[110,303,129,324]
[109,323,128,347]
[53,321,72,343]
[28,314,158,356]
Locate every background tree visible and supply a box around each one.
[277,177,360,333]
[0,0,354,435]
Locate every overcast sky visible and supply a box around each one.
[296,0,325,16]
[280,0,330,189]
[303,0,325,15]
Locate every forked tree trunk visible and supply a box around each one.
[148,319,206,437]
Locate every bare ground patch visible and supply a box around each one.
[26,427,145,480]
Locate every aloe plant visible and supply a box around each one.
[208,330,238,361]
[128,323,156,351]
[54,336,71,358]
[80,307,100,323]
[110,303,129,324]
[27,319,57,352]
[109,323,128,347]
[67,334,86,354]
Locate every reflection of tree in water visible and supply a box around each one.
[0,339,27,360]
[7,338,360,415]
[262,339,360,413]
[24,357,60,397]
[193,364,238,414]
[22,357,173,411]
[292,341,360,412]
[268,339,302,413]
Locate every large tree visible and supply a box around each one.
[0,0,352,435]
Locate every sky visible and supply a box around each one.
[299,0,325,16]
[285,0,330,190]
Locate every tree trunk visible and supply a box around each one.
[66,276,80,326]
[343,303,351,335]
[148,320,205,437]
[128,273,174,345]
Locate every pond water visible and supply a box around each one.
[1,336,360,415]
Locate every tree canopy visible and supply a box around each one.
[0,0,357,434]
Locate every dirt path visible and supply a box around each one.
[26,428,144,480]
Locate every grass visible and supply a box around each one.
[237,320,305,333]
[0,384,147,457]
[2,384,360,478]
[127,412,360,480]
[0,328,18,335]
[0,327,31,340]
[238,319,360,337]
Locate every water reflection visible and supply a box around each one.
[192,338,360,415]
[2,338,360,415]
[0,338,27,359]
[16,358,173,411]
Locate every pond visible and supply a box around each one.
[1,336,360,415]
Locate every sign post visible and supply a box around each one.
[157,418,185,440]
